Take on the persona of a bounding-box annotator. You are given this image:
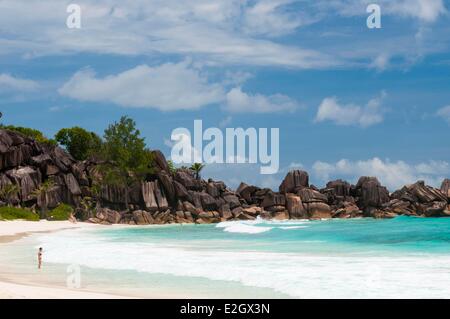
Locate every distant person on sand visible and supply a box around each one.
[69,212,77,224]
[38,247,43,269]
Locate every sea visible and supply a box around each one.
[2,216,450,298]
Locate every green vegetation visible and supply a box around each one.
[47,204,73,221]
[0,183,19,206]
[32,180,55,219]
[0,207,39,221]
[1,116,158,212]
[190,163,205,180]
[99,116,155,208]
[0,124,56,146]
[55,126,102,161]
[167,160,177,174]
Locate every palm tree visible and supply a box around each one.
[0,184,19,206]
[32,180,55,219]
[190,163,205,180]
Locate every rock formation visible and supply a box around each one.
[1,128,449,224]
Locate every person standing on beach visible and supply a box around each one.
[38,247,43,269]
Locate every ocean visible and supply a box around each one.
[3,216,450,298]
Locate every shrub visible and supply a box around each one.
[47,204,74,221]
[0,125,57,146]
[0,207,40,221]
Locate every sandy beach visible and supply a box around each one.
[0,220,133,299]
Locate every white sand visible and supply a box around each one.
[0,280,131,299]
[0,220,134,299]
[0,220,93,239]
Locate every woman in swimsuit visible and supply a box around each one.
[38,247,43,269]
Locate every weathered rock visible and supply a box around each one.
[198,192,217,210]
[175,170,202,191]
[231,206,243,217]
[298,188,328,203]
[223,193,241,209]
[332,203,363,219]
[64,173,82,196]
[261,191,286,208]
[0,174,19,204]
[242,206,262,216]
[71,162,89,185]
[87,217,111,225]
[355,176,389,210]
[236,182,259,203]
[441,179,450,199]
[96,208,121,224]
[272,210,289,220]
[157,171,176,204]
[286,193,307,219]
[152,150,169,172]
[206,183,220,198]
[132,210,154,225]
[101,184,127,204]
[218,203,232,219]
[371,210,397,219]
[406,181,447,203]
[183,201,202,217]
[51,147,74,172]
[383,199,416,216]
[266,205,286,213]
[0,144,34,171]
[326,180,352,197]
[279,170,309,193]
[173,181,190,199]
[142,181,158,211]
[6,166,41,202]
[424,201,447,217]
[154,180,169,210]
[241,213,257,220]
[304,202,332,219]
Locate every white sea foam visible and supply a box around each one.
[222,223,272,234]
[279,226,308,230]
[38,228,450,298]
[216,220,272,234]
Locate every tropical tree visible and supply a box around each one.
[190,163,205,180]
[55,126,102,160]
[32,180,55,219]
[0,184,19,206]
[167,160,177,175]
[99,116,154,209]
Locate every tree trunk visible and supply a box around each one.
[39,194,48,219]
[125,188,129,211]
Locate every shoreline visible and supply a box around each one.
[0,220,137,299]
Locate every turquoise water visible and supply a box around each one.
[32,216,450,298]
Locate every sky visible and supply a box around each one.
[1,0,450,191]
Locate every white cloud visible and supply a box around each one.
[437,105,450,123]
[370,53,390,71]
[325,0,446,23]
[59,61,224,111]
[225,87,298,113]
[219,116,233,128]
[0,74,39,92]
[242,0,311,37]
[315,92,386,127]
[312,157,449,191]
[0,0,336,69]
[387,0,447,22]
[60,62,300,113]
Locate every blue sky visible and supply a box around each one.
[1,0,450,191]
